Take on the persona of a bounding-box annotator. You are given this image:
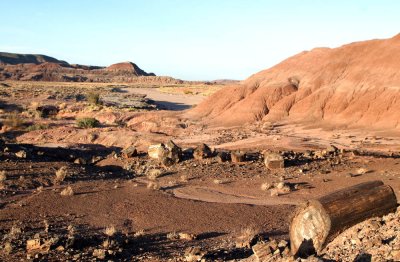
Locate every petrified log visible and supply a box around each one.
[290,180,397,257]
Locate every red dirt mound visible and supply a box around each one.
[106,62,156,76]
[187,34,400,129]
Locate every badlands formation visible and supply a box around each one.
[0,35,399,261]
[189,34,400,130]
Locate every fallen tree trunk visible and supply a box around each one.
[290,180,398,257]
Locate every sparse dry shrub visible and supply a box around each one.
[26,123,49,131]
[60,186,74,196]
[4,112,24,129]
[87,92,101,105]
[104,225,116,237]
[183,90,194,95]
[235,226,260,248]
[55,166,68,183]
[76,117,100,128]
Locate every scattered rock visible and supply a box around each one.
[178,232,196,241]
[36,105,59,118]
[184,246,204,262]
[147,169,163,180]
[264,152,284,169]
[121,146,138,158]
[252,241,272,261]
[74,158,87,165]
[231,151,246,163]
[193,143,213,160]
[216,151,231,163]
[93,249,106,259]
[15,150,27,159]
[148,143,168,160]
[165,140,182,163]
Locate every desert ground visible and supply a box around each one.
[0,79,399,262]
[1,35,400,262]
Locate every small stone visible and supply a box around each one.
[231,151,246,163]
[252,242,272,261]
[270,189,279,196]
[148,143,168,160]
[193,144,213,160]
[264,152,284,169]
[121,146,138,158]
[74,158,86,165]
[184,247,204,262]
[93,249,106,259]
[15,150,27,159]
[178,232,196,240]
[216,151,231,163]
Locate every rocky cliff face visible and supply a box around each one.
[187,34,400,129]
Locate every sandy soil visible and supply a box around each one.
[127,87,206,110]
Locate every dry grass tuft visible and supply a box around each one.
[4,112,24,129]
[76,117,100,128]
[87,92,101,105]
[55,166,68,183]
[60,186,74,196]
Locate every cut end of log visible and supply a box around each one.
[290,181,398,258]
[290,200,331,257]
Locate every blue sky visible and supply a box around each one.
[1,0,399,80]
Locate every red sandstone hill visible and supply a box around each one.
[106,62,155,76]
[187,34,400,130]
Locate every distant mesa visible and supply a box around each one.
[0,52,188,83]
[0,52,69,66]
[106,62,156,77]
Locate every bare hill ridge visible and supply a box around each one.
[0,52,169,83]
[187,34,400,129]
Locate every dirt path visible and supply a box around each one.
[127,88,205,110]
